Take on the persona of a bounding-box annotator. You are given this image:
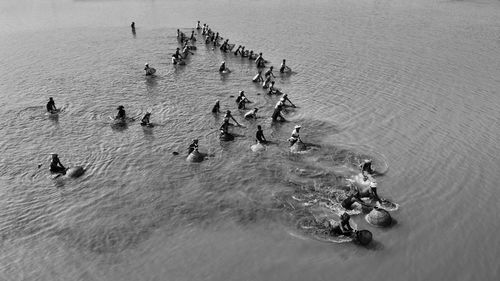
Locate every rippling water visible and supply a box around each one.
[1,0,499,280]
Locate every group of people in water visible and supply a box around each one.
[44,21,385,242]
[172,22,303,151]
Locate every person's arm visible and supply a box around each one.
[340,221,353,233]
[57,159,66,170]
[231,116,241,126]
[353,197,370,207]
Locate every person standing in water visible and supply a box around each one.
[264,66,276,79]
[238,97,250,110]
[280,59,291,73]
[255,125,267,143]
[288,125,301,146]
[367,180,381,202]
[235,91,247,103]
[219,119,230,135]
[116,105,126,120]
[236,91,251,108]
[46,97,57,113]
[272,102,285,122]
[188,139,199,155]
[220,39,229,52]
[211,100,220,113]
[174,48,182,59]
[219,61,227,72]
[196,21,201,29]
[244,108,258,119]
[330,212,355,236]
[144,63,155,76]
[233,45,241,55]
[262,75,272,88]
[267,81,279,95]
[253,70,264,82]
[49,153,66,174]
[131,22,135,29]
[341,183,371,210]
[141,112,151,126]
[255,53,265,67]
[360,159,374,175]
[224,110,241,126]
[281,94,296,107]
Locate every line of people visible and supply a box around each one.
[192,21,304,153]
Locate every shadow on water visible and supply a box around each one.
[142,126,154,140]
[110,121,128,131]
[144,75,158,88]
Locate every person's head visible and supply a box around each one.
[249,50,253,54]
[271,81,275,85]
[176,47,180,50]
[226,110,231,115]
[270,66,273,70]
[215,100,219,105]
[198,21,200,23]
[294,125,301,131]
[364,159,372,163]
[192,139,198,143]
[144,112,151,117]
[239,90,244,96]
[283,59,286,63]
[370,181,377,188]
[257,125,262,130]
[221,61,225,65]
[283,93,288,98]
[259,52,262,56]
[341,212,350,222]
[254,108,258,112]
[145,63,149,67]
[49,97,53,101]
[117,105,124,110]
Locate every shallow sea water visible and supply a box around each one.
[0,0,499,280]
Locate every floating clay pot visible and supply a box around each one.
[366,207,392,227]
